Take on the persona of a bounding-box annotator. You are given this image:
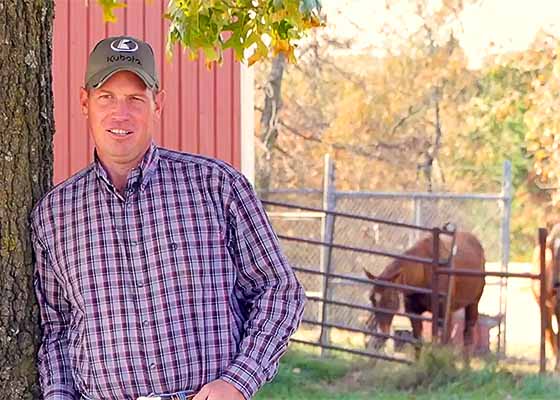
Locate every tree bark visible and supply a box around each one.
[0,1,54,398]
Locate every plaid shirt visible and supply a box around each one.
[31,144,305,400]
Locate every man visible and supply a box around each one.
[31,35,305,400]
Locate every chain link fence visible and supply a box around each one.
[260,159,513,356]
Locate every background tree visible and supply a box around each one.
[253,0,557,259]
[0,1,54,397]
[254,0,479,192]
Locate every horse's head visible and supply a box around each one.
[364,267,401,350]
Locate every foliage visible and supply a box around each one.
[516,41,560,202]
[95,0,323,66]
[457,63,542,258]
[476,34,560,208]
[255,31,480,192]
[254,2,560,259]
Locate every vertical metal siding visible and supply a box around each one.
[53,0,242,184]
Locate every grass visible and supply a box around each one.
[254,345,560,399]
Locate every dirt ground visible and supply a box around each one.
[481,261,544,361]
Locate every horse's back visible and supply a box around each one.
[398,231,485,313]
[395,231,485,314]
[450,232,486,309]
[401,231,485,281]
[452,232,485,272]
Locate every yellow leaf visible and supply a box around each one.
[535,149,550,161]
[303,15,324,28]
[248,51,263,66]
[273,39,290,56]
[188,50,199,61]
[98,1,127,23]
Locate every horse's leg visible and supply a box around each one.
[410,317,423,360]
[405,295,425,360]
[543,304,556,355]
[540,304,557,371]
[554,300,560,371]
[464,302,479,366]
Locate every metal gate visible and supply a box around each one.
[261,155,513,357]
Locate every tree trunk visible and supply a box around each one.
[418,96,443,192]
[0,1,54,398]
[256,54,286,195]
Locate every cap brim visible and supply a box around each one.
[87,66,158,90]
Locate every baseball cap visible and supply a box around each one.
[85,35,159,90]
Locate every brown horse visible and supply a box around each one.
[364,231,486,356]
[531,224,560,370]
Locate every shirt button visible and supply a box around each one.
[131,240,138,246]
[149,362,156,370]
[137,282,144,288]
[142,320,149,327]
[170,243,178,251]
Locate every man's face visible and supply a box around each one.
[80,71,164,168]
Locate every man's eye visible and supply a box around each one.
[131,96,145,102]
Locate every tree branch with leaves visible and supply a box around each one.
[97,0,323,66]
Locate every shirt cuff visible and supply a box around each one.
[220,354,266,400]
[43,383,78,400]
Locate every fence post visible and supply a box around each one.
[497,160,512,354]
[442,230,457,344]
[413,196,422,244]
[431,228,441,343]
[539,228,548,373]
[319,154,336,356]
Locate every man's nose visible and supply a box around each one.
[111,99,132,119]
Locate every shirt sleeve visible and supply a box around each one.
[32,224,78,400]
[219,174,306,399]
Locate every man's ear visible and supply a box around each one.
[79,87,89,117]
[154,89,166,118]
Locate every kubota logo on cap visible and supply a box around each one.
[110,39,139,53]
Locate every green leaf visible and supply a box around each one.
[100,0,324,67]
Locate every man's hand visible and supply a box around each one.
[192,379,245,400]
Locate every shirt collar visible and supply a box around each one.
[94,142,160,192]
